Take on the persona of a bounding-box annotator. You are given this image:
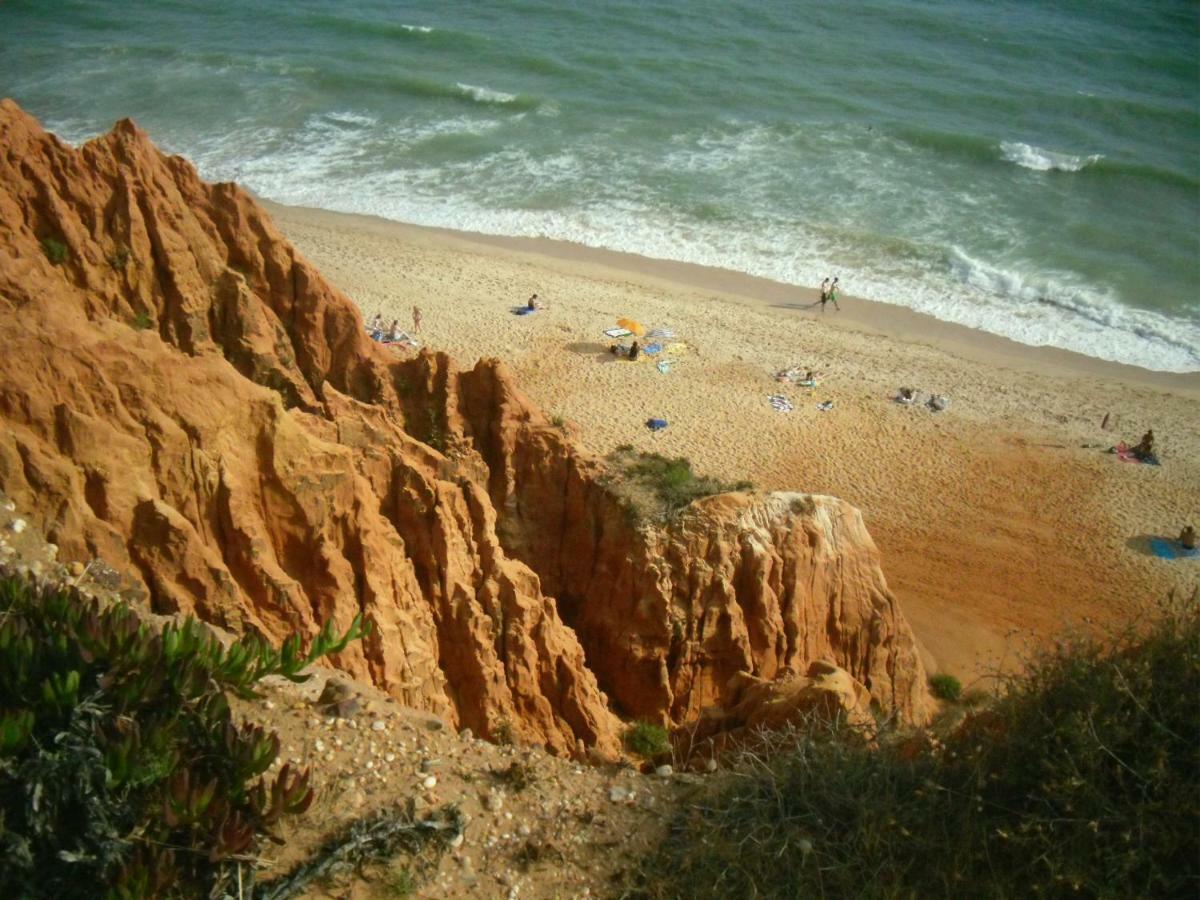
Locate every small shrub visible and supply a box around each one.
[108,245,131,271]
[789,495,816,516]
[615,443,635,453]
[549,414,566,429]
[41,236,69,264]
[386,867,416,897]
[610,450,754,521]
[491,760,535,792]
[131,311,153,330]
[929,672,962,701]
[492,718,515,746]
[625,721,670,758]
[0,573,369,898]
[631,603,1200,899]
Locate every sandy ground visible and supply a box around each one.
[267,201,1200,688]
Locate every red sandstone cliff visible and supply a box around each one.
[0,100,929,753]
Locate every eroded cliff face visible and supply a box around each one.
[0,100,930,754]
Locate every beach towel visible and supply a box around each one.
[1148,538,1200,560]
[644,328,675,340]
[768,394,793,412]
[666,342,690,355]
[605,327,632,338]
[511,306,537,316]
[656,360,671,374]
[646,418,669,431]
[643,342,663,355]
[816,400,834,412]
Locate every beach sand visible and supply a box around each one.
[266,200,1200,687]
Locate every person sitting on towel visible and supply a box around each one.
[387,319,403,342]
[368,312,384,336]
[1132,429,1155,460]
[527,293,540,310]
[1180,525,1196,550]
[628,340,640,361]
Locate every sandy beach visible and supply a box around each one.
[266,200,1200,686]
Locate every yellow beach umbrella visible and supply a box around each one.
[617,317,645,336]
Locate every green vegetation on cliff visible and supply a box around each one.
[632,601,1200,899]
[0,574,366,899]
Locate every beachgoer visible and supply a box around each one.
[898,387,915,402]
[1180,525,1196,550]
[388,319,402,342]
[412,305,423,332]
[819,278,830,312]
[628,340,641,361]
[527,293,539,311]
[1132,429,1154,460]
[829,277,841,311]
[368,312,383,334]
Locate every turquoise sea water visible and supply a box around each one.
[3,0,1198,371]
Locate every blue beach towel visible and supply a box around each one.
[646,418,668,431]
[511,306,537,316]
[1148,538,1200,560]
[643,342,663,355]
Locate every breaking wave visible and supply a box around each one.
[1000,141,1102,172]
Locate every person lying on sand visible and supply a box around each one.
[897,387,916,403]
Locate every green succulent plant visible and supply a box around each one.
[0,573,369,898]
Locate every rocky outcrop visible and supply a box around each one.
[0,100,930,754]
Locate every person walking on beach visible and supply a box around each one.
[412,305,423,333]
[819,278,830,312]
[829,277,841,311]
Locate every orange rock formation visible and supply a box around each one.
[0,100,929,755]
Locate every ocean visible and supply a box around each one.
[3,0,1198,371]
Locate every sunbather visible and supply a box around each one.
[628,340,640,361]
[364,309,384,338]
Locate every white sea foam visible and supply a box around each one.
[323,111,378,128]
[181,123,1197,374]
[455,83,519,105]
[400,24,433,33]
[1000,141,1102,172]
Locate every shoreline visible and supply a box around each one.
[261,199,1199,394]
[264,197,1200,686]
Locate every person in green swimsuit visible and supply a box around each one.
[829,277,841,311]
